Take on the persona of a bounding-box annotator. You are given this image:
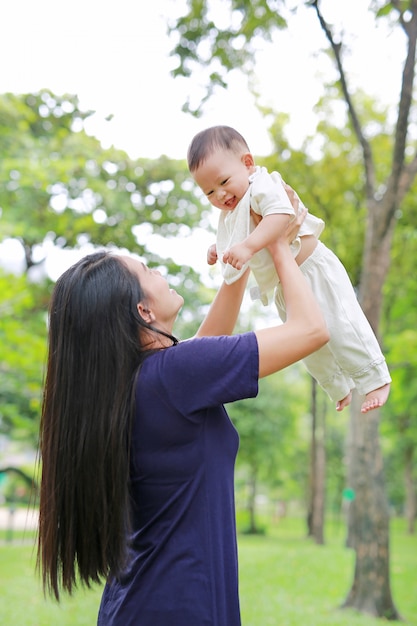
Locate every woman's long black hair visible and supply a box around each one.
[37,251,177,600]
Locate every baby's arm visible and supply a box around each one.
[223,213,290,270]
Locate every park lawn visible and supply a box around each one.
[238,516,417,626]
[0,534,102,625]
[0,518,415,626]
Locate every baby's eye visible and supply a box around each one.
[221,178,229,186]
[206,190,213,197]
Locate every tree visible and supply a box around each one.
[0,90,216,442]
[0,270,48,444]
[0,91,208,274]
[229,366,309,533]
[168,0,417,618]
[384,329,417,533]
[381,188,417,533]
[307,379,327,545]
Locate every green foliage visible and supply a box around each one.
[1,466,36,506]
[0,90,216,441]
[378,181,417,509]
[0,269,48,443]
[231,369,308,481]
[233,372,349,522]
[169,0,288,115]
[0,90,209,264]
[231,366,312,530]
[260,87,399,287]
[1,78,416,517]
[380,328,417,510]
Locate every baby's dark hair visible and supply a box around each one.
[187,125,250,172]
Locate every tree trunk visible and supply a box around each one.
[404,445,416,535]
[312,394,326,545]
[307,379,326,544]
[358,202,394,336]
[311,0,417,618]
[341,193,401,618]
[247,472,258,534]
[344,398,357,549]
[307,377,317,537]
[312,421,325,544]
[342,394,400,619]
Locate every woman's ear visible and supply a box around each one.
[137,303,155,324]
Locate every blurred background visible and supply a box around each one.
[0,1,416,624]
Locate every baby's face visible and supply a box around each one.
[192,148,255,211]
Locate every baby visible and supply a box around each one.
[187,125,391,413]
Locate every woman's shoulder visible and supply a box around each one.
[177,332,256,353]
[137,333,259,411]
[148,333,258,369]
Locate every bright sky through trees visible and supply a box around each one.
[0,0,404,276]
[0,0,403,160]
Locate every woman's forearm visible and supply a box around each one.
[256,235,329,378]
[272,242,323,328]
[195,269,250,337]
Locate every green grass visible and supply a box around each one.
[0,518,415,625]
[238,516,417,626]
[0,536,102,625]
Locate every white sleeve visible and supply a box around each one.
[250,170,297,218]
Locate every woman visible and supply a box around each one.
[37,201,328,625]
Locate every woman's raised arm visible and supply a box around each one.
[255,208,329,377]
[195,268,250,338]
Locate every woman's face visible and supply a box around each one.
[120,256,184,333]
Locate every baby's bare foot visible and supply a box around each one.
[361,383,391,413]
[336,391,352,412]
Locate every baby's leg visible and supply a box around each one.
[297,243,391,411]
[361,383,391,413]
[274,286,353,407]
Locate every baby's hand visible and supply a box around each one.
[207,243,218,265]
[223,242,253,270]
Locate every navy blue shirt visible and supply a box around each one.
[98,332,259,626]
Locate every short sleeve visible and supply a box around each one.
[139,333,259,417]
[250,168,296,218]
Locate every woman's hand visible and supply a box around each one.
[283,182,299,210]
